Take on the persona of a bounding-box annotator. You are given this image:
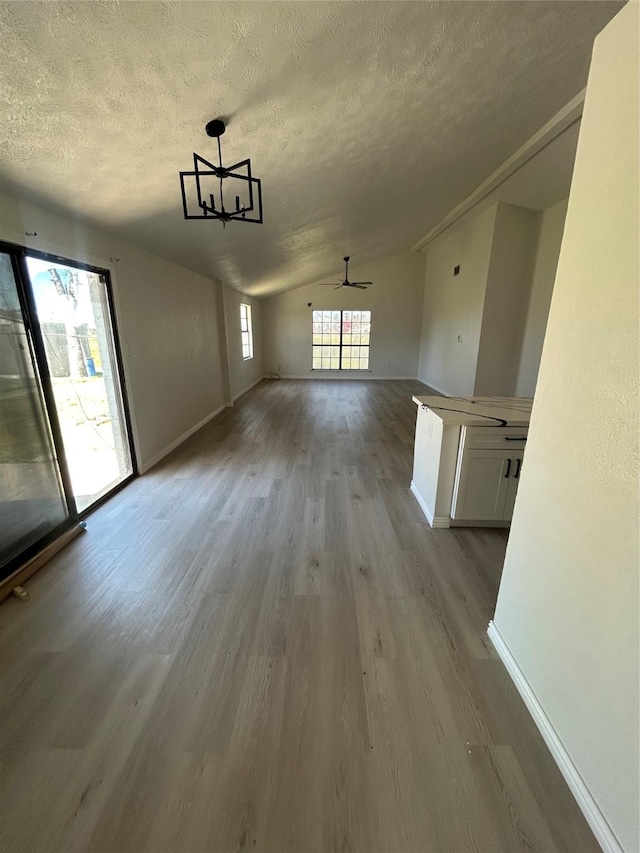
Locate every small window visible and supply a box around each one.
[240,303,253,360]
[312,309,371,370]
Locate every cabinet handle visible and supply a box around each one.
[504,436,527,441]
[504,458,511,478]
[514,458,522,479]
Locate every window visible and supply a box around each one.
[312,310,371,370]
[240,303,253,360]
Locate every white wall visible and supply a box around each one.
[417,205,497,395]
[474,203,540,396]
[418,199,567,398]
[516,199,568,396]
[0,190,229,471]
[222,287,263,400]
[262,250,425,378]
[493,4,639,852]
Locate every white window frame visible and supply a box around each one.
[240,303,253,361]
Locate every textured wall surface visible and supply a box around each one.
[0,188,229,471]
[516,198,568,397]
[263,250,425,378]
[0,1,623,296]
[474,203,540,396]
[222,286,263,400]
[493,3,639,850]
[417,205,496,395]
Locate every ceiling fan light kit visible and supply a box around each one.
[318,257,373,290]
[179,119,263,225]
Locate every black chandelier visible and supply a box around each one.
[179,119,263,225]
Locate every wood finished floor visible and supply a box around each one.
[0,380,599,853]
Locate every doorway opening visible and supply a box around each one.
[25,257,133,512]
[0,242,136,581]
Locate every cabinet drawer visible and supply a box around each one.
[461,425,528,450]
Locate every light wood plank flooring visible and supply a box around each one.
[0,380,599,853]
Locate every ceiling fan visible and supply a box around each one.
[318,257,373,289]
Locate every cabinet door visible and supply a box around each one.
[451,449,511,521]
[503,451,524,520]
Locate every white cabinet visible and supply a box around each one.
[410,397,532,529]
[502,450,524,519]
[451,428,526,524]
[451,449,511,520]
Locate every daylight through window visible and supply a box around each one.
[240,303,253,360]
[312,310,371,370]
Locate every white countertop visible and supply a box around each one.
[412,395,533,428]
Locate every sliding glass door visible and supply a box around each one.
[0,242,136,581]
[25,257,133,512]
[0,252,69,566]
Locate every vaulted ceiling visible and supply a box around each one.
[0,1,623,296]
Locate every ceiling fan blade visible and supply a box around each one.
[351,282,373,286]
[352,283,368,289]
[334,284,343,289]
[318,282,341,286]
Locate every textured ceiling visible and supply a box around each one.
[423,119,583,246]
[0,1,623,296]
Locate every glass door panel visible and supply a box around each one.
[0,253,69,566]
[25,257,133,512]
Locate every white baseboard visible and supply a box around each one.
[231,375,264,402]
[415,377,452,396]
[410,481,451,528]
[279,374,417,380]
[487,621,623,853]
[139,404,227,473]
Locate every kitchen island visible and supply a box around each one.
[410,396,533,528]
